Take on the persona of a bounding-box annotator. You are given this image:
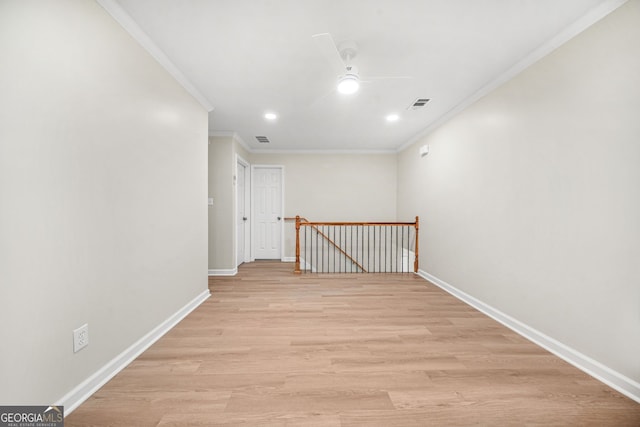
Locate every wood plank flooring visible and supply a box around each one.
[66,261,640,426]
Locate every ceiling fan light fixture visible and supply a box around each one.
[337,75,359,95]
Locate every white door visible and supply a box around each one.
[236,160,248,267]
[253,167,282,259]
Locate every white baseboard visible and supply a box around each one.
[58,289,211,415]
[300,257,314,272]
[282,257,295,263]
[208,268,237,276]
[417,269,640,404]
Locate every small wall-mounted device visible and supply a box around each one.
[419,144,430,157]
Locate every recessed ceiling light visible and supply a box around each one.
[264,112,277,120]
[386,114,399,122]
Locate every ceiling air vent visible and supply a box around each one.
[255,136,270,144]
[408,98,430,110]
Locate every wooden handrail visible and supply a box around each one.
[290,216,367,273]
[287,217,416,226]
[291,215,419,274]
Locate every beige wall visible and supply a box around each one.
[251,152,398,258]
[398,1,639,383]
[251,152,398,221]
[208,150,399,267]
[208,136,235,271]
[0,0,208,404]
[207,135,251,272]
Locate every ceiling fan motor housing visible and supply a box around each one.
[338,40,358,62]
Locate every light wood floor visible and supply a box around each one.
[66,261,640,426]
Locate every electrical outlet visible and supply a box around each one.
[73,323,89,353]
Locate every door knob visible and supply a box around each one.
[243,217,247,221]
[277,216,281,221]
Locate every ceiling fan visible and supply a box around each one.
[312,32,411,96]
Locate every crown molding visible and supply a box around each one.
[396,0,628,153]
[232,134,252,152]
[250,148,397,155]
[96,0,214,112]
[208,131,251,152]
[208,131,396,154]
[208,131,236,138]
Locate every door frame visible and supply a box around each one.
[250,165,285,261]
[235,155,251,267]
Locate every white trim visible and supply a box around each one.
[209,132,251,153]
[251,148,397,155]
[208,131,235,137]
[208,268,238,276]
[402,248,415,274]
[300,257,315,272]
[58,289,210,415]
[286,256,314,272]
[206,144,397,155]
[417,269,640,404]
[235,155,251,267]
[396,0,628,153]
[96,0,214,112]
[206,133,396,154]
[208,131,235,139]
[232,134,252,153]
[280,167,286,261]
[284,256,313,272]
[207,132,255,153]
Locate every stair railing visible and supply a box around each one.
[290,216,419,274]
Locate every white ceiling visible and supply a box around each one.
[111,0,617,152]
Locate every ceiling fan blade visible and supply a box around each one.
[312,33,346,74]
